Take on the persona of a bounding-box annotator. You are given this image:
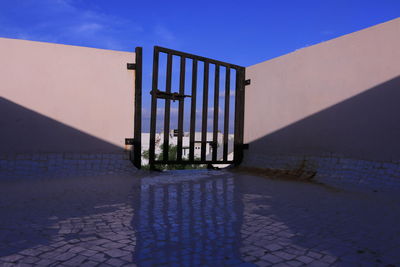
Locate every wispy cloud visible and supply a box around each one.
[154,24,180,48]
[219,90,236,98]
[73,23,103,34]
[0,0,143,51]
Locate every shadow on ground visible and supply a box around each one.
[0,174,141,263]
[1,170,400,266]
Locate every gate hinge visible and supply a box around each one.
[244,79,251,86]
[127,63,136,70]
[125,138,135,145]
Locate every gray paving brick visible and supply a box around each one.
[103,249,130,258]
[80,260,100,267]
[89,253,108,263]
[286,261,303,267]
[18,256,41,264]
[1,170,400,267]
[321,254,338,264]
[0,254,24,263]
[19,249,42,257]
[35,258,59,266]
[306,251,323,259]
[261,254,282,264]
[79,249,98,257]
[254,260,271,267]
[101,242,125,249]
[63,255,87,266]
[296,255,314,264]
[273,251,296,260]
[264,244,283,252]
[105,258,127,266]
[307,261,330,267]
[53,252,77,262]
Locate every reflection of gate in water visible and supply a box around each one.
[133,174,242,265]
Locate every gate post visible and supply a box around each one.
[234,67,246,166]
[133,47,142,169]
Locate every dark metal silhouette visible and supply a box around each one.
[149,46,246,169]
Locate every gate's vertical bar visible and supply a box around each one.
[201,62,209,161]
[223,68,230,161]
[233,67,245,165]
[189,60,198,162]
[163,53,173,162]
[133,47,142,169]
[177,56,186,161]
[149,47,159,168]
[212,65,220,162]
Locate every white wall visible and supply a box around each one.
[244,17,400,164]
[0,38,135,153]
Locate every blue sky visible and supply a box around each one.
[1,0,399,66]
[1,0,399,131]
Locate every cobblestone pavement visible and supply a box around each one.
[0,170,400,266]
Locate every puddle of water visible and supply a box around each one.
[132,170,246,266]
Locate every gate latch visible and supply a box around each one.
[151,89,191,102]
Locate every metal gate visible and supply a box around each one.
[149,46,246,169]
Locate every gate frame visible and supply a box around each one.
[149,46,245,169]
[129,46,142,169]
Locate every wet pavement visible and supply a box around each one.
[0,170,400,266]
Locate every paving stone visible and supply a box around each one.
[86,239,109,246]
[56,244,75,252]
[89,253,108,263]
[90,245,108,252]
[1,170,400,267]
[254,260,271,267]
[79,249,98,257]
[18,256,41,264]
[39,251,61,259]
[286,261,303,267]
[50,241,68,248]
[118,239,132,244]
[264,244,283,252]
[307,261,330,267]
[53,252,77,261]
[321,254,338,264]
[296,255,314,264]
[18,249,42,257]
[121,245,135,252]
[63,255,87,266]
[103,249,130,258]
[306,251,323,259]
[272,263,292,267]
[68,246,87,254]
[246,249,265,257]
[0,254,24,263]
[243,255,257,262]
[273,251,296,260]
[80,260,101,267]
[106,258,127,266]
[35,258,59,266]
[261,254,282,264]
[119,255,133,262]
[101,242,125,249]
